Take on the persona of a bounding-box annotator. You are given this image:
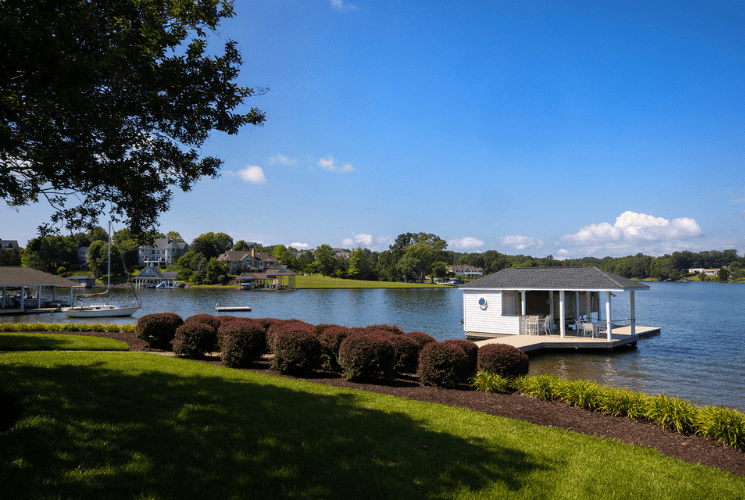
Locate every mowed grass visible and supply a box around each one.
[1,352,743,499]
[295,274,445,289]
[0,332,128,351]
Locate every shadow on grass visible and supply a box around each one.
[0,333,128,352]
[0,353,552,499]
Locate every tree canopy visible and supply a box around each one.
[1,0,265,237]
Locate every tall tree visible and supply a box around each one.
[1,0,265,237]
[190,232,233,260]
[314,245,335,277]
[21,235,78,273]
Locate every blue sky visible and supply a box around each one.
[4,0,745,258]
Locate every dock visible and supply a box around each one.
[469,325,661,352]
[215,306,252,312]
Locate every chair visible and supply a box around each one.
[579,322,595,337]
[538,315,553,335]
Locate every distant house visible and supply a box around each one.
[0,239,20,250]
[688,268,720,276]
[448,265,484,278]
[217,248,279,274]
[133,267,179,288]
[138,236,189,267]
[77,247,88,265]
[69,275,96,288]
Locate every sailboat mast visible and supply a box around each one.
[107,221,111,291]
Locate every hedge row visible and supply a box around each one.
[0,322,136,333]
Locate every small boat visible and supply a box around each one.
[63,222,140,318]
[155,281,179,289]
[215,302,251,312]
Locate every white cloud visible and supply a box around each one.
[500,235,543,250]
[342,233,373,248]
[563,211,703,246]
[555,249,571,261]
[270,154,297,166]
[449,237,484,250]
[289,242,309,250]
[331,0,357,11]
[237,165,267,184]
[318,157,354,173]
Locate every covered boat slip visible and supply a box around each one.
[0,267,78,314]
[461,266,659,349]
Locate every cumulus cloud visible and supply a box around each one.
[449,237,484,250]
[562,211,703,246]
[237,165,267,184]
[555,249,571,261]
[500,235,543,250]
[270,154,297,166]
[342,233,373,248]
[318,157,354,173]
[289,242,309,250]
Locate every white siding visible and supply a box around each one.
[463,290,520,335]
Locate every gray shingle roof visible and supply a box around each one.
[460,266,650,291]
[0,267,79,287]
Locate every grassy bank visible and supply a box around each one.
[295,274,446,289]
[1,351,743,499]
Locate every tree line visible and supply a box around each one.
[5,229,744,283]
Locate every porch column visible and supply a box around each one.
[521,291,526,316]
[37,286,42,308]
[586,291,591,319]
[559,290,566,338]
[70,286,74,306]
[605,291,612,341]
[575,292,580,321]
[549,291,554,325]
[630,291,636,335]
[52,286,57,301]
[20,287,25,310]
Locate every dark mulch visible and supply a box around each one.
[2,330,744,478]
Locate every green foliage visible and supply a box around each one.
[696,405,745,449]
[1,0,266,236]
[190,232,234,260]
[271,329,321,376]
[596,386,651,419]
[86,241,124,278]
[313,244,335,277]
[135,313,184,348]
[554,379,603,410]
[417,341,468,388]
[0,322,134,333]
[477,344,530,378]
[173,322,216,359]
[21,235,78,273]
[470,371,511,393]
[338,333,396,382]
[204,257,229,284]
[0,247,22,266]
[645,394,698,434]
[512,374,561,400]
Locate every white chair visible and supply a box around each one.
[579,322,595,337]
[539,315,552,335]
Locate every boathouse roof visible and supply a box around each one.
[461,266,650,291]
[0,267,79,287]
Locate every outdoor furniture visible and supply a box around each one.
[538,315,552,335]
[579,322,595,337]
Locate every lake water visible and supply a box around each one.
[3,282,744,411]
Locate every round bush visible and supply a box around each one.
[173,322,217,359]
[220,320,267,368]
[388,334,421,374]
[418,342,469,388]
[364,324,404,335]
[271,330,321,376]
[477,343,529,378]
[406,331,436,348]
[184,314,221,350]
[135,312,184,349]
[266,319,314,349]
[338,333,396,382]
[318,325,353,372]
[444,339,479,379]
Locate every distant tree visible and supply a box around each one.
[88,226,109,244]
[21,235,78,273]
[190,232,234,260]
[86,241,124,278]
[233,240,250,251]
[167,231,184,243]
[204,258,229,285]
[0,248,22,266]
[196,258,208,285]
[314,245,335,276]
[718,268,730,282]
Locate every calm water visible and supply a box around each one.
[3,282,744,411]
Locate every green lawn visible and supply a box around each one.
[295,274,446,289]
[1,352,743,499]
[0,332,128,351]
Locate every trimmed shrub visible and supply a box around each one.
[696,405,745,450]
[444,339,478,379]
[173,322,217,359]
[184,314,221,350]
[645,394,697,434]
[253,317,284,332]
[271,330,321,376]
[418,342,469,389]
[266,319,314,349]
[313,323,339,336]
[471,371,511,393]
[318,325,354,372]
[477,343,529,378]
[364,324,404,335]
[406,331,436,348]
[220,320,267,368]
[338,333,396,382]
[135,313,184,349]
[387,334,421,374]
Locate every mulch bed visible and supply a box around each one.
[2,329,744,478]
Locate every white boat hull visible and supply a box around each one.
[62,304,140,318]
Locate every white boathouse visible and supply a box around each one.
[461,266,652,343]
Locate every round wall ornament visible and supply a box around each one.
[478,297,487,310]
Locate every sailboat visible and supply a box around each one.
[63,222,141,318]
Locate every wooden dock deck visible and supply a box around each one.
[469,325,661,352]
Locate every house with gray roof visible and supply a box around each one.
[138,236,189,267]
[0,267,78,311]
[461,266,650,341]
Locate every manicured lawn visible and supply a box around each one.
[1,352,743,499]
[295,274,445,289]
[0,333,128,351]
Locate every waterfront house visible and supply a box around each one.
[217,249,279,274]
[0,267,78,311]
[447,264,484,279]
[133,267,179,288]
[138,236,189,267]
[461,266,650,341]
